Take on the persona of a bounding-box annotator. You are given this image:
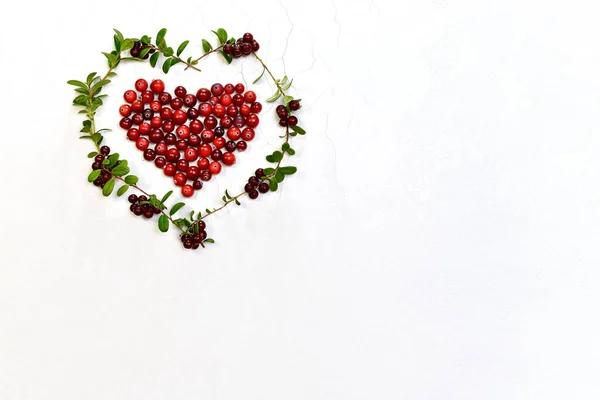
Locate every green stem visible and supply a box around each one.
[185,45,224,70]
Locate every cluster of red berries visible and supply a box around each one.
[118,78,262,197]
[180,220,208,250]
[223,32,259,58]
[276,100,301,127]
[244,168,270,199]
[127,194,161,219]
[91,146,115,189]
[129,41,155,59]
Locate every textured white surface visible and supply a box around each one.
[2,0,600,399]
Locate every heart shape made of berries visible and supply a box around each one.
[117,79,262,198]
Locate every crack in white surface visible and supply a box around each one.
[332,0,341,48]
[322,113,342,192]
[279,0,295,75]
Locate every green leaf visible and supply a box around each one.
[160,190,173,204]
[87,151,98,158]
[117,185,129,196]
[111,163,130,177]
[162,58,173,74]
[264,168,275,176]
[67,80,87,89]
[269,179,279,192]
[102,52,118,67]
[113,35,121,52]
[141,35,150,44]
[150,52,159,67]
[290,125,306,135]
[102,178,115,196]
[275,170,285,183]
[86,72,97,85]
[190,210,196,220]
[163,47,174,57]
[108,153,120,167]
[266,155,275,163]
[88,170,101,182]
[225,190,232,199]
[219,51,232,64]
[91,79,111,94]
[282,143,290,152]
[169,202,185,216]
[281,79,294,91]
[205,208,211,214]
[212,28,228,45]
[121,38,135,51]
[202,39,212,53]
[234,198,241,205]
[287,148,296,155]
[92,133,103,144]
[283,95,294,105]
[158,214,169,232]
[279,76,289,86]
[113,28,124,42]
[222,195,227,202]
[102,159,110,165]
[140,47,152,58]
[253,68,266,84]
[156,28,167,45]
[204,238,215,244]
[266,90,282,102]
[124,175,138,185]
[272,151,283,162]
[279,166,297,175]
[177,40,189,56]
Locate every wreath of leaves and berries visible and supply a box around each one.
[69,28,306,251]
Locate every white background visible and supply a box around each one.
[2,0,600,399]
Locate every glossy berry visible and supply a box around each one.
[131,100,144,114]
[225,141,237,152]
[244,91,256,103]
[155,142,167,155]
[199,144,212,158]
[255,168,265,178]
[128,194,138,203]
[214,127,225,137]
[250,102,262,113]
[244,183,254,193]
[141,90,154,103]
[119,104,132,117]
[150,79,165,93]
[164,133,176,145]
[143,148,156,161]
[242,128,255,141]
[92,162,102,170]
[186,166,200,180]
[227,127,241,141]
[222,152,236,166]
[136,137,149,151]
[187,107,200,120]
[236,141,248,151]
[196,88,211,102]
[174,85,187,98]
[190,119,204,134]
[258,182,269,193]
[211,83,224,96]
[166,148,181,162]
[171,97,183,109]
[201,130,215,143]
[100,146,110,155]
[184,94,197,108]
[289,100,301,110]
[132,114,144,125]
[143,108,154,120]
[127,128,140,141]
[235,83,245,93]
[176,159,189,172]
[251,40,260,52]
[211,149,222,162]
[182,185,194,197]
[193,180,203,190]
[158,92,172,105]
[200,170,212,181]
[155,156,167,168]
[247,114,259,128]
[123,90,137,103]
[287,116,298,126]
[188,134,201,147]
[224,83,235,94]
[184,147,198,161]
[174,173,187,186]
[209,161,222,174]
[243,32,253,43]
[248,190,259,199]
[223,43,233,54]
[135,79,148,92]
[164,163,176,176]
[204,116,217,129]
[276,105,288,118]
[198,157,210,170]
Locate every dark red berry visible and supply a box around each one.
[143,149,156,161]
[255,168,265,178]
[158,92,172,105]
[251,40,260,52]
[128,194,138,203]
[258,182,269,193]
[100,146,110,155]
[248,190,259,199]
[236,140,248,151]
[154,156,167,168]
[193,180,203,190]
[211,83,224,96]
[287,116,298,126]
[174,85,187,98]
[289,100,301,110]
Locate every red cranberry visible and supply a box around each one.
[190,119,204,134]
[211,83,224,96]
[149,130,164,143]
[236,141,248,151]
[235,83,245,93]
[247,114,259,128]
[184,147,198,161]
[209,161,222,174]
[197,157,210,170]
[155,156,166,168]
[187,107,200,120]
[127,128,140,141]
[150,116,162,128]
[187,166,200,180]
[165,133,176,145]
[224,83,235,94]
[222,152,236,166]
[226,105,238,117]
[199,103,213,116]
[132,114,144,125]
[196,88,211,102]
[150,79,165,93]
[243,33,253,43]
[213,137,226,149]
[164,163,176,176]
[172,109,187,125]
[135,79,148,92]
[233,115,246,127]
[143,149,156,161]
[199,144,212,157]
[119,104,132,117]
[141,90,154,103]
[289,100,301,110]
[244,91,256,103]
[123,90,137,103]
[213,103,226,117]
[214,127,225,137]
[184,94,197,108]
[201,130,215,143]
[166,148,180,162]
[162,120,175,133]
[181,185,194,197]
[220,94,232,106]
[250,102,262,113]
[287,116,298,126]
[251,40,260,52]
[139,123,151,135]
[240,104,251,116]
[160,107,173,120]
[200,170,212,181]
[225,141,236,152]
[193,180,203,190]
[220,116,233,128]
[155,142,167,155]
[149,101,161,112]
[188,134,201,147]
[174,172,187,186]
[158,92,172,105]
[233,94,245,107]
[175,139,187,150]
[120,117,133,129]
[242,128,255,141]
[176,159,189,172]
[174,85,187,98]
[176,125,190,139]
[211,149,223,161]
[136,137,149,150]
[170,97,183,110]
[258,182,269,193]
[204,116,217,129]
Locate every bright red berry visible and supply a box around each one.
[164,163,176,176]
[174,173,187,186]
[174,85,187,98]
[197,157,210,170]
[184,147,198,161]
[211,83,224,96]
[241,127,255,141]
[139,123,151,135]
[234,83,245,93]
[176,125,190,139]
[227,127,241,141]
[196,88,211,102]
[123,90,137,103]
[209,161,222,174]
[247,114,260,128]
[131,100,144,113]
[244,91,256,103]
[127,128,140,141]
[135,79,149,92]
[222,152,236,166]
[166,148,181,162]
[181,185,194,197]
[141,90,154,103]
[250,102,262,113]
[150,79,165,94]
[119,104,132,117]
[176,159,189,172]
[136,137,149,151]
[186,166,200,180]
[213,137,226,149]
